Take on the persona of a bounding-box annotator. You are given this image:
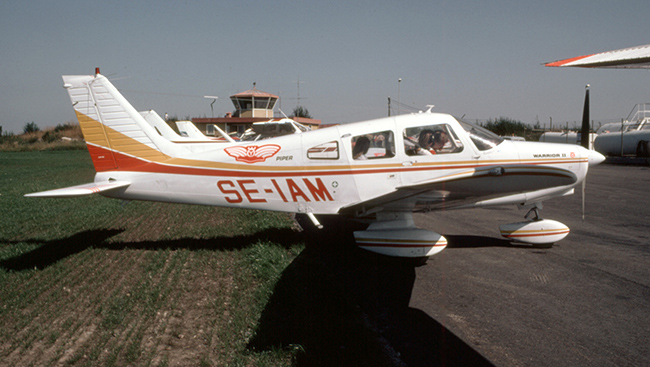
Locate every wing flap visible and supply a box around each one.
[25,181,131,198]
[339,170,478,216]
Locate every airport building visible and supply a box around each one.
[192,84,321,137]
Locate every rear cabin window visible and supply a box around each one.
[351,131,395,160]
[307,141,339,160]
[404,124,464,156]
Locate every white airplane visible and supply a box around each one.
[594,103,650,157]
[25,71,606,258]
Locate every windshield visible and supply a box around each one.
[456,118,503,151]
[239,120,309,141]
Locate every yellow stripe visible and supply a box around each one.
[77,111,170,161]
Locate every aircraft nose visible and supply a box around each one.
[587,149,606,166]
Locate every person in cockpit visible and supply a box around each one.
[416,129,448,155]
[353,136,371,160]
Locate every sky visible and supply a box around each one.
[1,0,649,134]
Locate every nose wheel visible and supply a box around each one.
[500,204,569,246]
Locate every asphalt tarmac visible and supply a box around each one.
[410,163,650,366]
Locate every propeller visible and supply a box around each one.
[581,85,590,220]
[581,85,590,149]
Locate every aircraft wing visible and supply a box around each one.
[25,181,131,198]
[339,170,487,215]
[545,44,650,69]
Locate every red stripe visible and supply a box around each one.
[90,145,581,180]
[545,54,594,67]
[503,230,569,238]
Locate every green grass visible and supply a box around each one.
[0,150,304,366]
[0,150,405,367]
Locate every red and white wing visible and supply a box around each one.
[545,44,650,69]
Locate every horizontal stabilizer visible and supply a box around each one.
[25,181,131,198]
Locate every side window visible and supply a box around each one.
[352,131,395,160]
[404,124,464,156]
[308,141,339,160]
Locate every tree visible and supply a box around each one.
[482,117,529,136]
[292,106,312,119]
[23,122,40,134]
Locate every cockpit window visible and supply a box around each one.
[456,118,503,151]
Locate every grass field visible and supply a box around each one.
[0,150,414,367]
[0,150,312,366]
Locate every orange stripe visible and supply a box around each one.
[89,144,580,185]
[501,229,569,238]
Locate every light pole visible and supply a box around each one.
[204,95,219,117]
[397,78,402,115]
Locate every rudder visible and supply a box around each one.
[63,72,179,172]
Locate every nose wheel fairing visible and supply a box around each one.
[499,217,570,246]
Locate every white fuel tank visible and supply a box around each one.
[499,219,569,245]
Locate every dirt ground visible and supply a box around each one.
[0,202,298,367]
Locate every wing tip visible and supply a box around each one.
[544,54,594,68]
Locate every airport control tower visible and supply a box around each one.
[229,83,278,118]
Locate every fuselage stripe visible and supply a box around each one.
[93,144,581,180]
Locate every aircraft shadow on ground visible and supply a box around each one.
[445,234,521,248]
[1,218,496,366]
[0,226,304,271]
[445,234,556,250]
[248,216,495,367]
[0,229,124,271]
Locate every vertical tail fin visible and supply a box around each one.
[63,72,185,172]
[140,109,185,141]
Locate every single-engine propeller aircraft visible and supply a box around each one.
[26,70,606,258]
